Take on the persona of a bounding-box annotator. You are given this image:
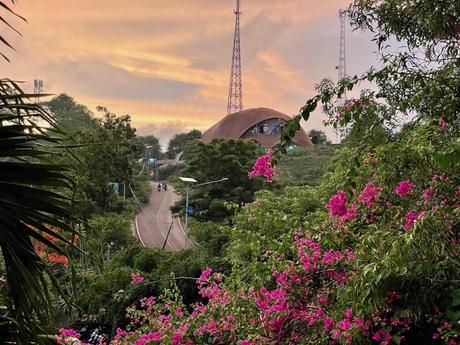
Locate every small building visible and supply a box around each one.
[202,107,312,148]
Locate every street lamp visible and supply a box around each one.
[179,176,228,249]
[145,145,152,181]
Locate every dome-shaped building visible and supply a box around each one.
[202,107,313,148]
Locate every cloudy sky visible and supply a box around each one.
[2,0,378,146]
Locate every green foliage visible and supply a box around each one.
[72,107,138,217]
[135,135,163,161]
[274,145,337,189]
[166,129,202,159]
[225,186,323,287]
[0,79,77,343]
[46,94,97,135]
[308,129,329,145]
[78,245,212,330]
[86,213,135,250]
[177,139,265,222]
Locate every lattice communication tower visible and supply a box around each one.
[336,9,347,82]
[227,0,243,115]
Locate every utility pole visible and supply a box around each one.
[162,216,176,250]
[227,0,243,115]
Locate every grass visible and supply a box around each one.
[274,145,338,188]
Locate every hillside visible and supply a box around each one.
[275,145,337,187]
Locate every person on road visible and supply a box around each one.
[163,183,167,191]
[157,183,161,192]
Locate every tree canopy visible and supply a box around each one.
[176,139,265,222]
[166,129,202,159]
[308,129,329,145]
[46,94,97,135]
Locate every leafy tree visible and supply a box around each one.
[166,129,201,159]
[46,94,97,135]
[176,139,265,222]
[308,129,329,145]
[73,107,138,216]
[135,135,163,161]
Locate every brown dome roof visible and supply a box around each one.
[202,107,313,148]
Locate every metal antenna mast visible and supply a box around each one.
[226,0,243,115]
[336,9,347,82]
[33,79,43,104]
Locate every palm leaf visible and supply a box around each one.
[0,1,26,61]
[0,78,78,343]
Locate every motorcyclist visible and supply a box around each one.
[157,183,161,192]
[163,183,167,191]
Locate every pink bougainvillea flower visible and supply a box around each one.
[439,116,447,129]
[403,211,426,231]
[57,328,80,339]
[423,187,435,203]
[395,180,414,197]
[326,191,349,217]
[358,181,382,208]
[130,273,144,285]
[326,191,357,221]
[248,150,276,182]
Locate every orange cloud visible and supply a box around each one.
[2,0,376,143]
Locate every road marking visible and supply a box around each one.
[177,217,186,235]
[156,190,168,219]
[135,216,147,247]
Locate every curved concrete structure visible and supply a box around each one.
[202,107,312,148]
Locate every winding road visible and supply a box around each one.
[133,183,188,251]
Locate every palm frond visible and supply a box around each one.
[0,1,26,61]
[0,78,77,343]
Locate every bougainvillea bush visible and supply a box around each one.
[56,0,459,343]
[57,133,459,343]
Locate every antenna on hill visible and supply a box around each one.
[226,0,243,115]
[33,79,43,104]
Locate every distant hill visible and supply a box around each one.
[274,145,337,188]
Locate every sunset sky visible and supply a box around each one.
[2,0,378,147]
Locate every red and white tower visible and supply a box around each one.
[227,0,243,115]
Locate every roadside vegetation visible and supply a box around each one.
[0,0,459,344]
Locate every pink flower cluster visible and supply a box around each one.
[56,328,89,345]
[395,180,413,197]
[131,273,145,285]
[248,150,276,182]
[439,116,448,129]
[403,211,426,231]
[326,191,357,221]
[358,181,382,208]
[423,187,435,203]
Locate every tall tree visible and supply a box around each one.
[136,135,163,161]
[177,139,265,222]
[46,94,96,135]
[167,129,202,159]
[74,107,138,216]
[307,129,329,145]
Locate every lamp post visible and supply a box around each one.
[179,176,228,249]
[145,145,152,181]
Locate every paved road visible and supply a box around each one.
[133,183,188,251]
